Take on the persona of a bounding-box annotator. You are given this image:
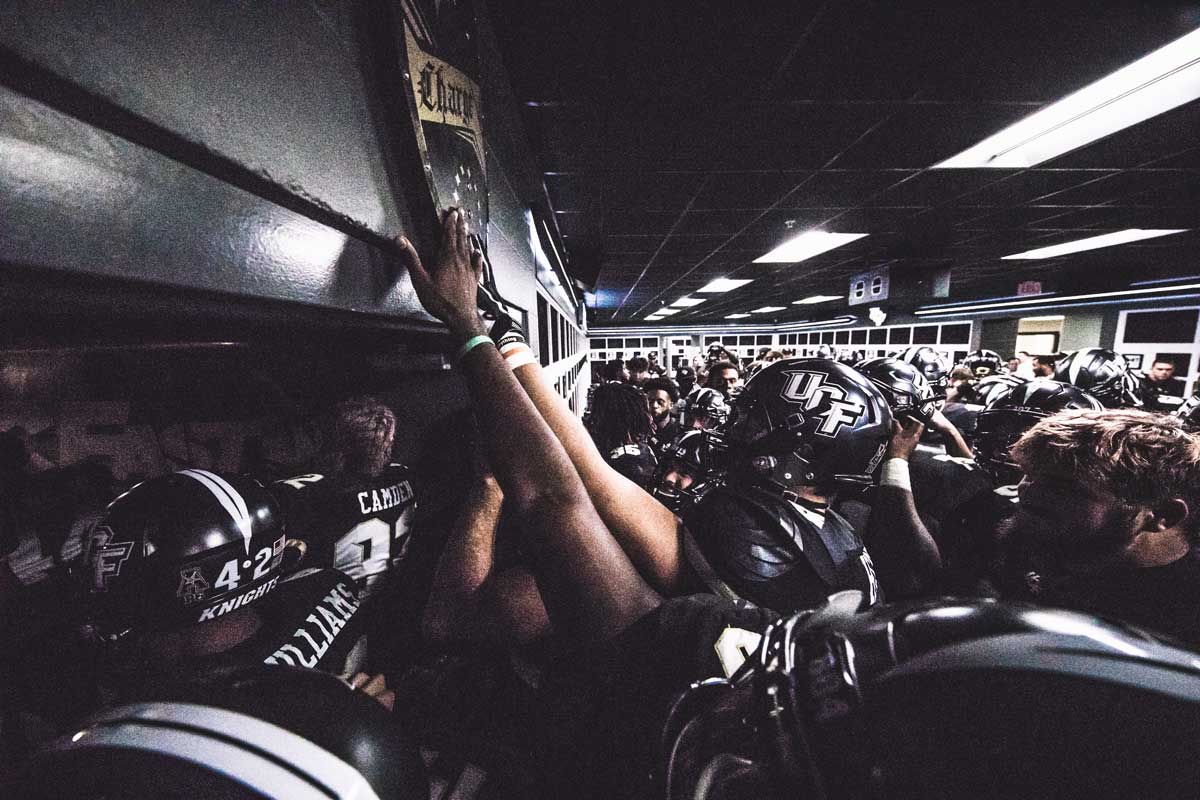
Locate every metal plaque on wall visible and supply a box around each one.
[400,0,488,231]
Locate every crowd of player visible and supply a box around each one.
[4,210,1200,798]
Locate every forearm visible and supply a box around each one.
[423,476,504,642]
[512,361,686,592]
[940,425,973,459]
[866,462,943,596]
[453,321,589,513]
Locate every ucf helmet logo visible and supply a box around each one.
[177,566,211,606]
[89,525,134,591]
[779,370,866,438]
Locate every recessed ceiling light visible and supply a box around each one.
[671,296,706,307]
[754,231,868,263]
[725,313,751,319]
[1001,229,1187,259]
[752,306,787,313]
[935,26,1200,168]
[698,278,753,293]
[793,295,843,305]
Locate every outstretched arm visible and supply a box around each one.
[510,361,687,593]
[397,211,658,643]
[422,471,551,649]
[930,409,973,459]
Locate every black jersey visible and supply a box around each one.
[683,486,880,614]
[649,419,682,457]
[272,464,417,599]
[539,594,779,800]
[907,445,995,544]
[938,481,1021,594]
[606,443,658,489]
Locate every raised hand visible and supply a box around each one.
[395,208,486,338]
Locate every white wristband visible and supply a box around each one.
[879,458,912,492]
[501,342,536,370]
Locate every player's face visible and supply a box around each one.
[687,412,715,431]
[660,466,695,492]
[1004,469,1141,576]
[711,369,741,397]
[647,390,673,421]
[1151,362,1175,381]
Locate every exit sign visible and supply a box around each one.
[1017,280,1043,296]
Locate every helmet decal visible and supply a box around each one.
[176,566,212,606]
[779,369,866,437]
[89,525,135,590]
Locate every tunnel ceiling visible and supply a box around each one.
[491,0,1200,326]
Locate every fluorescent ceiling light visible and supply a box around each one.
[725,313,751,319]
[935,26,1200,168]
[1001,229,1187,259]
[654,308,680,316]
[915,282,1200,316]
[752,306,787,313]
[671,296,706,307]
[754,231,868,263]
[793,294,843,305]
[698,278,753,293]
[646,314,665,320]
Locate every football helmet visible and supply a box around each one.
[652,430,724,512]
[962,349,1004,378]
[854,357,942,424]
[660,595,1200,800]
[973,372,1028,407]
[80,469,288,639]
[897,346,950,388]
[1054,347,1143,408]
[683,387,731,430]
[974,379,1103,484]
[14,666,427,800]
[1173,395,1200,432]
[722,359,893,493]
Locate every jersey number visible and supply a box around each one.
[334,511,413,587]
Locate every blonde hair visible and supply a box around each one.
[1011,409,1200,510]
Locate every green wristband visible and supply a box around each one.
[455,334,493,363]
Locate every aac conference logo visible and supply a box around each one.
[778,370,866,437]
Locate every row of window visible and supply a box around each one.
[590,336,658,351]
[589,322,972,360]
[556,358,586,414]
[538,293,584,366]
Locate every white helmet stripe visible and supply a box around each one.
[179,469,254,555]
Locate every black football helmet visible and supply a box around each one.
[1173,395,1200,432]
[652,430,724,512]
[12,666,427,800]
[683,387,731,430]
[973,372,1028,407]
[974,379,1103,484]
[659,594,1200,800]
[81,469,288,639]
[962,349,1004,378]
[1054,347,1142,408]
[897,346,950,388]
[854,357,942,424]
[722,359,893,493]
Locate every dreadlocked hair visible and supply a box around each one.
[586,382,654,454]
[316,396,397,478]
